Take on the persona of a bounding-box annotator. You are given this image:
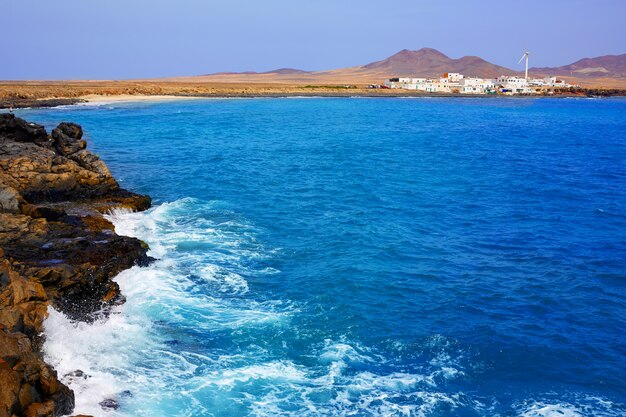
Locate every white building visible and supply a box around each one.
[436,73,462,93]
[385,78,425,89]
[442,73,464,82]
[544,77,573,88]
[424,82,450,93]
[496,76,534,94]
[460,77,496,94]
[385,72,573,95]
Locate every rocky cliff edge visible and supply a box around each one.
[0,113,152,417]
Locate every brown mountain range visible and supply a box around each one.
[170,48,625,88]
[186,48,515,82]
[530,53,626,78]
[360,48,514,78]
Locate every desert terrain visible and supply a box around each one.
[1,48,625,107]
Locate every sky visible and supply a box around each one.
[2,0,625,80]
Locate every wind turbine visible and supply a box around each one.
[518,51,530,80]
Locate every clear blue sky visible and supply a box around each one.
[2,0,624,80]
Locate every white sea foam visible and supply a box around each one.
[40,197,481,416]
[42,198,291,416]
[243,360,470,417]
[42,197,624,417]
[50,101,120,110]
[520,402,583,417]
[43,307,139,416]
[517,396,625,417]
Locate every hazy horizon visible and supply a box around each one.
[2,0,625,80]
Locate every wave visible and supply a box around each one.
[516,396,625,417]
[42,198,290,416]
[51,101,121,109]
[42,198,624,417]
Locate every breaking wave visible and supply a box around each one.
[41,197,625,417]
[42,198,480,417]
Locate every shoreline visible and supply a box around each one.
[78,94,208,104]
[0,114,152,416]
[2,81,626,109]
[2,90,625,110]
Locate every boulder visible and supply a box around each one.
[98,399,119,411]
[0,184,20,213]
[0,115,119,202]
[69,150,111,177]
[51,123,86,156]
[0,259,48,337]
[0,330,74,417]
[0,114,48,144]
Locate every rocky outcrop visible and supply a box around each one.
[0,99,84,111]
[0,113,152,417]
[0,258,74,417]
[0,114,119,203]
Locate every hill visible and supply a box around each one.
[531,53,626,78]
[181,48,517,84]
[361,48,514,78]
[204,48,514,80]
[74,48,624,88]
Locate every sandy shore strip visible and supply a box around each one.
[79,94,207,103]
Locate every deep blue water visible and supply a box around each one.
[17,97,626,417]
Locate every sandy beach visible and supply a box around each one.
[2,81,624,110]
[79,94,207,103]
[0,77,625,110]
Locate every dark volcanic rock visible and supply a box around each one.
[98,398,119,411]
[52,123,86,156]
[0,114,48,144]
[1,212,153,320]
[0,114,152,417]
[0,98,85,110]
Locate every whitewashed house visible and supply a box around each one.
[442,73,464,82]
[384,71,572,95]
[496,76,533,94]
[460,78,496,94]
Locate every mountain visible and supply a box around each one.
[261,68,310,75]
[174,48,625,87]
[360,48,514,78]
[205,48,514,79]
[210,68,310,76]
[530,53,626,78]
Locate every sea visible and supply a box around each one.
[15,97,626,417]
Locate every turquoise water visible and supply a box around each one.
[17,97,626,417]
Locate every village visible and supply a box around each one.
[383,51,578,95]
[384,73,576,95]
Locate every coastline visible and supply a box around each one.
[2,81,626,109]
[0,114,152,417]
[76,91,626,102]
[78,94,208,104]
[3,91,625,111]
